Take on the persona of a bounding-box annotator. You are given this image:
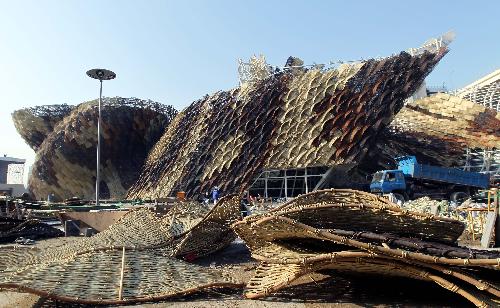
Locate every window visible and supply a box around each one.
[372,172,383,182]
[385,172,396,182]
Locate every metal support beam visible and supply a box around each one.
[313,167,334,191]
[96,80,102,206]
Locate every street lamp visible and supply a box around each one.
[86,68,116,206]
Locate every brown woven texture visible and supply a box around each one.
[368,93,500,170]
[397,93,500,149]
[128,41,447,201]
[233,189,500,307]
[12,104,74,151]
[240,189,465,244]
[0,195,242,304]
[13,98,177,201]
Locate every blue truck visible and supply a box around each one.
[370,156,490,204]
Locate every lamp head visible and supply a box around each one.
[86,68,116,81]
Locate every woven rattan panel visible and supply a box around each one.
[233,189,500,306]
[0,196,242,303]
[398,93,500,148]
[238,189,465,244]
[128,40,448,201]
[368,93,500,169]
[13,97,177,201]
[1,248,238,305]
[12,104,74,151]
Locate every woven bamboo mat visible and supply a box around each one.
[0,195,243,304]
[1,248,240,304]
[242,189,465,244]
[233,189,500,307]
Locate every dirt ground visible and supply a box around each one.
[0,237,474,308]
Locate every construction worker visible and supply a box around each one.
[212,186,220,205]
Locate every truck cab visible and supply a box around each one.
[370,170,407,196]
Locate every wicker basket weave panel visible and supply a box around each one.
[244,256,496,306]
[243,217,498,261]
[244,263,304,299]
[243,258,427,299]
[161,201,209,237]
[128,45,447,200]
[1,248,240,304]
[233,189,499,306]
[1,196,240,271]
[243,216,500,267]
[0,197,243,303]
[239,189,464,244]
[172,195,241,258]
[1,208,172,272]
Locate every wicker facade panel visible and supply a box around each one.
[233,189,500,306]
[1,248,238,305]
[14,97,177,201]
[12,104,74,151]
[0,197,242,304]
[391,93,500,148]
[368,93,500,170]
[128,43,447,200]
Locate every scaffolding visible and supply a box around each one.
[456,69,500,112]
[249,166,330,200]
[406,31,455,57]
[462,147,500,182]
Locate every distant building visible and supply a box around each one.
[0,155,25,184]
[456,69,500,112]
[455,69,500,182]
[0,155,28,197]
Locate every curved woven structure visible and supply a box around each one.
[233,189,500,306]
[128,38,448,200]
[368,93,500,170]
[1,248,239,305]
[12,104,74,151]
[0,196,242,304]
[15,97,177,201]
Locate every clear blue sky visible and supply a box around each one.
[1,0,499,163]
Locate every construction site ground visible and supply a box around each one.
[0,236,474,307]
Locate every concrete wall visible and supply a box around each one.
[0,184,28,197]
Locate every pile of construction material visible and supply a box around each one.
[404,197,493,239]
[0,217,63,244]
[13,97,177,201]
[1,190,498,305]
[0,196,242,304]
[403,197,456,218]
[127,38,448,200]
[233,189,500,307]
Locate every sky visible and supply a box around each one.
[0,0,499,165]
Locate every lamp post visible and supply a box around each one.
[86,68,116,206]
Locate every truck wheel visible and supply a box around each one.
[393,193,405,205]
[450,192,469,204]
[402,192,409,201]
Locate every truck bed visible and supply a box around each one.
[397,156,489,189]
